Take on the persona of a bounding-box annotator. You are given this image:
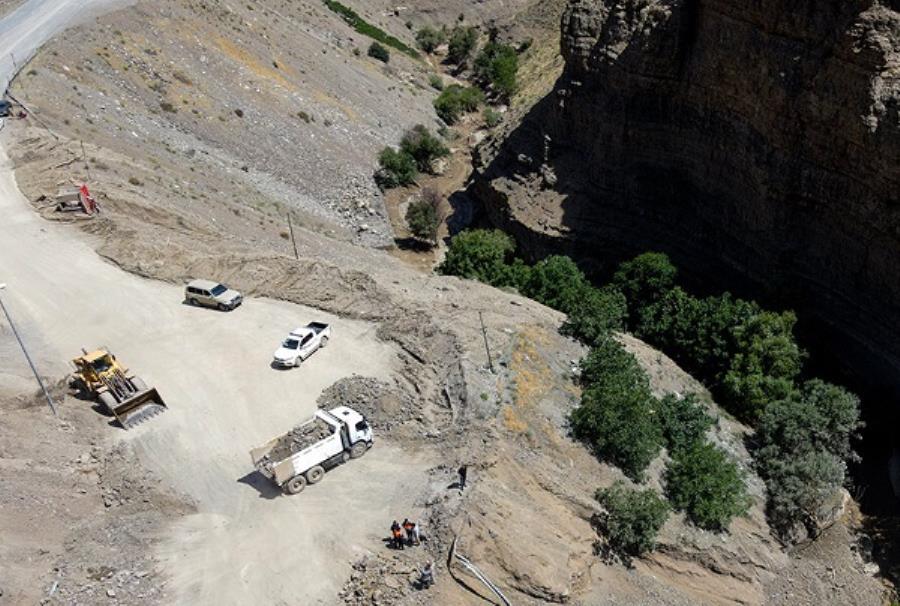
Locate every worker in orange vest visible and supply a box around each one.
[390,520,404,550]
[402,518,415,547]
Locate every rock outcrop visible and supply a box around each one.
[474,0,900,401]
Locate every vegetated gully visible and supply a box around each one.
[467,212,900,568]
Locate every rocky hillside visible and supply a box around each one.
[473,0,900,411]
[3,1,895,604]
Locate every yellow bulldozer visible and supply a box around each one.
[70,347,167,429]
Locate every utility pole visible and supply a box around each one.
[0,284,57,416]
[80,140,91,182]
[479,311,494,373]
[287,213,299,260]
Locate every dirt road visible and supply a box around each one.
[0,131,429,605]
[0,5,432,604]
[0,0,132,91]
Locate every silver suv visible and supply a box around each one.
[185,279,243,311]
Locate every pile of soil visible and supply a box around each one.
[0,388,194,605]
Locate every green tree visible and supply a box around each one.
[473,42,519,99]
[447,25,478,65]
[755,380,861,537]
[367,41,390,63]
[374,147,416,189]
[433,85,484,124]
[572,337,662,480]
[658,393,714,453]
[578,334,646,389]
[637,288,804,423]
[522,255,589,314]
[665,441,750,530]
[760,450,844,539]
[438,229,523,287]
[415,25,446,53]
[399,125,449,173]
[613,252,678,325]
[596,482,669,559]
[406,199,440,242]
[720,310,804,422]
[562,286,628,344]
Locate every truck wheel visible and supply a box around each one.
[319,336,328,348]
[98,391,117,415]
[189,298,198,306]
[305,465,325,484]
[340,451,350,464]
[284,475,307,495]
[217,303,228,311]
[130,376,147,391]
[349,442,368,459]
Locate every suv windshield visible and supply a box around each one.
[211,284,228,296]
[283,339,300,350]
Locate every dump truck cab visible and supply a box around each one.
[326,406,372,446]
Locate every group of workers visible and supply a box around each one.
[390,518,423,549]
[388,518,434,589]
[382,465,471,592]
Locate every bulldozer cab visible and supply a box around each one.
[74,349,117,380]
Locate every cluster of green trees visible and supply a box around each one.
[433,85,485,125]
[374,125,449,190]
[611,253,862,536]
[438,230,626,338]
[472,41,519,100]
[323,1,419,59]
[620,253,803,424]
[439,229,862,548]
[573,335,749,535]
[414,22,521,126]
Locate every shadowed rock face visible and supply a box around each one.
[475,0,900,401]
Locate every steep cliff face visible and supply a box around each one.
[474,0,900,402]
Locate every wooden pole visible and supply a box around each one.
[80,140,91,182]
[287,213,299,260]
[479,311,494,373]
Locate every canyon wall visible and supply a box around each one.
[474,0,900,400]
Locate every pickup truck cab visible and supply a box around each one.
[272,322,331,367]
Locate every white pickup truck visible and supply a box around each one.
[272,322,331,368]
[250,406,373,494]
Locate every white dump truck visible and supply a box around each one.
[250,406,373,494]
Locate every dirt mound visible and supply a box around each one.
[0,390,194,605]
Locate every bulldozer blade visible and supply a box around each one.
[112,387,168,429]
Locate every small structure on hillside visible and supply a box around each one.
[55,184,98,215]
